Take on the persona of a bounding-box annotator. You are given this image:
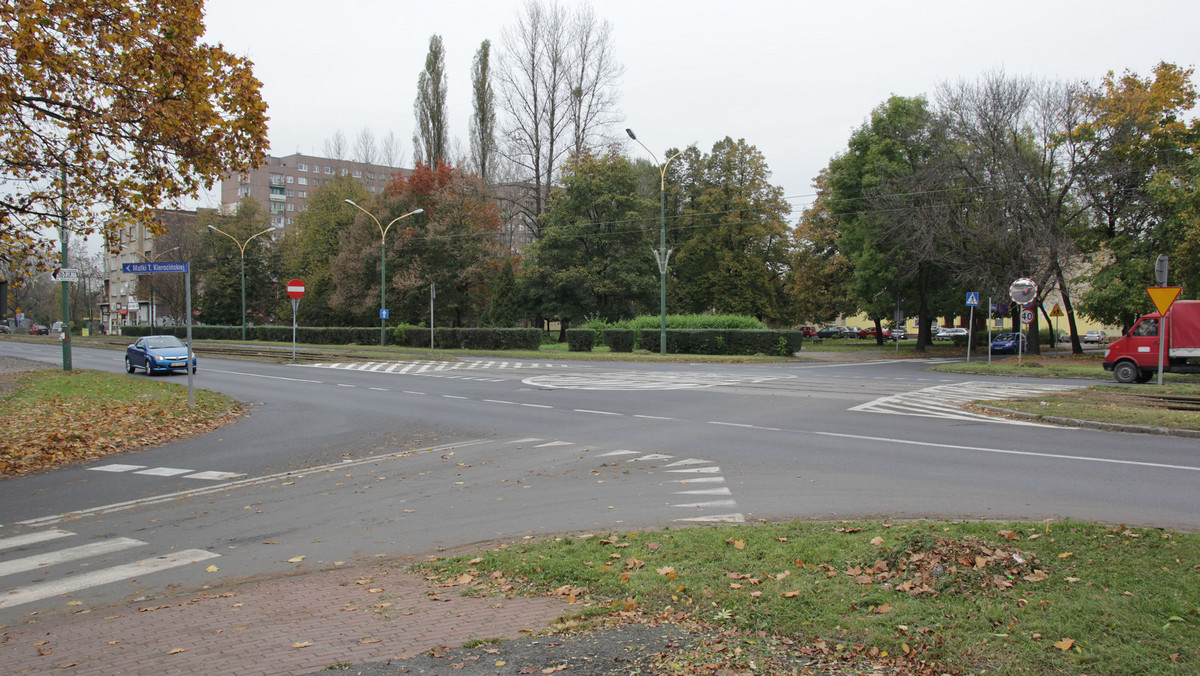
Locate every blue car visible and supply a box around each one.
[990,332,1027,354]
[125,335,196,375]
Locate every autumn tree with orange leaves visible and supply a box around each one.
[0,0,269,282]
[331,162,506,327]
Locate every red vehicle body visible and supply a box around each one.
[1103,300,1200,383]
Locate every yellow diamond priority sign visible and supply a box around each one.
[1147,287,1182,316]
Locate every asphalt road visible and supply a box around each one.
[1,340,1197,623]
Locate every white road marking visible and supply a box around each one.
[673,499,739,509]
[0,529,74,551]
[535,441,575,448]
[708,421,756,428]
[207,369,322,384]
[0,549,220,609]
[133,467,192,477]
[634,415,674,420]
[629,454,672,462]
[674,487,732,496]
[574,409,622,415]
[597,450,639,457]
[667,466,722,474]
[88,464,147,473]
[521,403,554,409]
[184,471,245,481]
[0,537,145,577]
[669,477,725,484]
[674,514,745,523]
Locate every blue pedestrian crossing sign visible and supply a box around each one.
[965,292,979,307]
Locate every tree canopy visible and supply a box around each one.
[0,0,268,280]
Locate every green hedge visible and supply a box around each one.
[404,327,541,350]
[636,329,804,355]
[566,328,596,352]
[602,329,636,352]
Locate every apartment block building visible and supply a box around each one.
[220,153,410,228]
[99,208,202,333]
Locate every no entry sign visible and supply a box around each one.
[286,279,305,299]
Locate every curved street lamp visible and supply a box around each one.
[207,224,279,340]
[626,128,682,355]
[344,200,424,346]
[132,245,179,328]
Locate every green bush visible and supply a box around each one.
[613,314,767,331]
[602,329,636,352]
[634,329,803,355]
[566,328,596,352]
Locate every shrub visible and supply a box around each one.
[601,329,636,352]
[566,327,596,352]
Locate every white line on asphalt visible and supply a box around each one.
[708,421,756,428]
[815,430,1200,472]
[634,415,674,420]
[337,383,356,388]
[88,464,147,473]
[674,513,745,523]
[668,477,725,484]
[206,369,322,384]
[0,529,74,551]
[16,440,492,528]
[521,403,553,409]
[369,387,388,391]
[673,499,738,508]
[442,395,468,399]
[574,409,622,415]
[403,391,425,395]
[674,487,732,496]
[134,467,192,477]
[483,400,518,405]
[597,450,639,457]
[0,549,220,609]
[0,537,146,577]
[184,471,245,481]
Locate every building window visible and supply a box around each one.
[325,166,333,174]
[286,203,294,211]
[353,170,362,178]
[286,175,294,184]
[298,177,307,186]
[367,172,375,180]
[312,165,320,173]
[299,191,307,198]
[297,163,307,171]
[269,173,284,185]
[287,217,294,225]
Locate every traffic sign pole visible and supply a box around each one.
[286,280,305,363]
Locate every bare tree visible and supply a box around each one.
[353,128,378,166]
[470,39,497,183]
[566,4,623,157]
[324,130,348,161]
[414,34,448,168]
[379,131,404,168]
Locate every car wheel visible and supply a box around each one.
[1112,361,1140,384]
[144,361,154,376]
[125,356,135,374]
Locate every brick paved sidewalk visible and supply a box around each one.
[1,562,570,675]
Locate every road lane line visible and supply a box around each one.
[206,369,322,384]
[574,409,622,415]
[815,430,1200,472]
[0,549,220,609]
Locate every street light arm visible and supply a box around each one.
[381,208,425,238]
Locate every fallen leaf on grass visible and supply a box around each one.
[726,538,745,550]
[1054,638,1075,651]
[292,641,313,649]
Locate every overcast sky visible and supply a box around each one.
[198,0,1199,216]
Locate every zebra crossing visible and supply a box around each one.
[509,438,745,523]
[849,380,1082,425]
[0,528,218,612]
[302,359,574,382]
[88,463,244,481]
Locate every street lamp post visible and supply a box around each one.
[207,224,279,340]
[344,200,424,346]
[132,245,179,327]
[626,128,682,355]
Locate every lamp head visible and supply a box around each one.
[206,225,217,231]
[625,128,637,140]
[344,199,358,206]
[413,208,424,215]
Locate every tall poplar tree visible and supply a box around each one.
[470,40,497,183]
[414,34,448,169]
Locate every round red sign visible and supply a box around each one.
[286,279,305,299]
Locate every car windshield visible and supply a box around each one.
[995,333,1020,340]
[146,336,184,349]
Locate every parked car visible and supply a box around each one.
[796,325,817,338]
[28,324,49,335]
[841,326,864,339]
[125,335,196,375]
[990,332,1027,354]
[0,324,10,334]
[815,326,843,339]
[935,327,968,340]
[859,327,891,340]
[1083,330,1109,344]
[890,327,908,341]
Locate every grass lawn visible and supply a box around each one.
[421,519,1200,675]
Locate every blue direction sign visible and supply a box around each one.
[122,262,189,274]
[965,292,979,307]
[380,309,390,319]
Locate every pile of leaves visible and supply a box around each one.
[853,532,1045,597]
[0,369,241,476]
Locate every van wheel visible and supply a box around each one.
[1112,361,1140,384]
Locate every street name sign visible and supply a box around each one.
[122,262,189,274]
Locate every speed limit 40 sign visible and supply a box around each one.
[1020,308,1035,325]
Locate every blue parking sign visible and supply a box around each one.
[965,292,979,307]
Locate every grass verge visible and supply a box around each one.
[976,383,1200,430]
[0,369,242,476]
[419,520,1200,675]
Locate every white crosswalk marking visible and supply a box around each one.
[0,530,220,611]
[88,464,246,481]
[304,359,572,376]
[849,381,1082,425]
